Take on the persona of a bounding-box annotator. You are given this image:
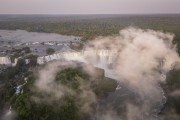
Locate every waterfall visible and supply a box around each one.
[0,57,11,65]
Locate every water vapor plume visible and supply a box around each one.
[84,27,180,119]
[33,27,180,119]
[32,61,98,115]
[32,61,77,103]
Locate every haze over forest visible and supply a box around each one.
[0,0,180,14]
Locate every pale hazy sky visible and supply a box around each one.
[0,0,180,14]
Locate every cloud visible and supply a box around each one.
[33,27,180,119]
[32,61,77,103]
[32,61,98,115]
[83,27,180,119]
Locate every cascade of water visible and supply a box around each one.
[0,57,11,65]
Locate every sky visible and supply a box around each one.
[0,0,180,14]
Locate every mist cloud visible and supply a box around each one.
[32,61,98,115]
[84,27,180,119]
[33,27,180,119]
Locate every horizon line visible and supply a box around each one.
[0,13,180,15]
